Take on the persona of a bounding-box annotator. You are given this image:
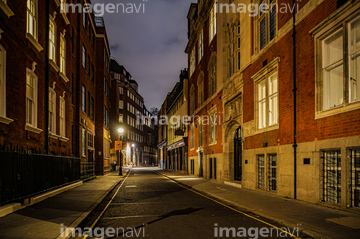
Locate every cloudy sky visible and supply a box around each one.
[92,0,194,109]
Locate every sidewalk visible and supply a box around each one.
[0,170,128,239]
[157,170,360,239]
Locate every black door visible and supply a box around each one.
[199,152,203,177]
[234,127,242,181]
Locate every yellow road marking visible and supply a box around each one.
[156,171,301,239]
[82,170,131,239]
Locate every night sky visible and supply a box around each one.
[92,0,194,109]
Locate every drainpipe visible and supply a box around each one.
[44,0,50,154]
[292,0,297,199]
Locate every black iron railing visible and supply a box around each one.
[0,151,80,205]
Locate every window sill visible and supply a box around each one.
[208,141,218,147]
[0,116,14,125]
[254,124,279,136]
[59,136,69,142]
[26,33,43,52]
[49,60,60,72]
[0,1,14,18]
[25,124,43,134]
[49,132,59,139]
[315,102,360,120]
[60,72,69,82]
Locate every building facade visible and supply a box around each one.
[165,70,189,172]
[185,0,223,181]
[0,0,74,155]
[110,59,145,167]
[0,0,114,176]
[94,17,111,175]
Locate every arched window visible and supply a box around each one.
[209,55,217,96]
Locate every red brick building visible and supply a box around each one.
[219,0,360,209]
[0,0,74,155]
[185,0,223,180]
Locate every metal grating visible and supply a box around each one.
[352,149,360,207]
[323,151,341,204]
[268,154,277,191]
[258,155,265,189]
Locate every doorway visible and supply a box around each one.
[234,127,242,181]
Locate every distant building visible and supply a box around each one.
[110,59,154,167]
[165,70,188,172]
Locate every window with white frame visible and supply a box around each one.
[0,44,6,118]
[49,18,56,62]
[209,55,217,96]
[87,132,93,148]
[48,88,56,134]
[198,73,204,107]
[60,34,66,74]
[26,70,38,127]
[119,114,123,123]
[350,18,360,103]
[27,0,37,38]
[190,47,196,77]
[119,87,123,95]
[256,72,278,129]
[59,96,65,137]
[198,30,204,63]
[209,3,216,43]
[258,0,276,50]
[315,14,360,116]
[119,100,123,109]
[323,30,344,109]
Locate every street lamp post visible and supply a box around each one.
[118,128,124,176]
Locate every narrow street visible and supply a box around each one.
[74,168,305,239]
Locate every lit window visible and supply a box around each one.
[257,73,278,129]
[49,18,56,62]
[59,97,65,137]
[27,0,37,38]
[49,88,56,134]
[60,34,66,74]
[209,3,216,43]
[26,70,38,127]
[198,30,204,63]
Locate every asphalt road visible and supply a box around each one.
[74,168,308,239]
